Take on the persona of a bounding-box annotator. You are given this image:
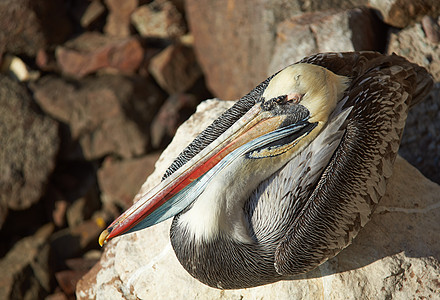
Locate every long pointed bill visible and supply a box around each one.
[99,101,313,246]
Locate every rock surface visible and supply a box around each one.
[149,43,202,94]
[269,7,384,74]
[368,0,440,28]
[31,74,164,160]
[0,75,59,221]
[150,93,199,148]
[56,32,144,78]
[76,99,440,299]
[104,0,138,37]
[185,0,369,100]
[0,0,72,56]
[388,22,440,82]
[131,0,186,38]
[98,154,161,209]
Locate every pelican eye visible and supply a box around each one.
[261,95,287,110]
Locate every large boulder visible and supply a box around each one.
[0,75,59,227]
[0,0,72,56]
[185,0,372,100]
[269,7,383,74]
[76,99,440,299]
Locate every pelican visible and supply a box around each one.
[99,52,432,289]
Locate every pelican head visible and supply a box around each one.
[98,52,432,289]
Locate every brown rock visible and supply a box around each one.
[185,0,368,99]
[31,74,165,159]
[0,0,45,56]
[388,22,440,82]
[369,0,440,28]
[81,0,106,29]
[131,0,186,38]
[56,32,144,78]
[50,219,105,271]
[0,0,72,56]
[269,7,384,74]
[98,154,161,209]
[66,188,101,229]
[149,43,202,94]
[0,224,54,300]
[104,0,138,37]
[0,75,59,216]
[36,49,58,72]
[52,199,69,228]
[150,94,199,148]
[45,291,68,300]
[66,257,100,272]
[55,270,87,296]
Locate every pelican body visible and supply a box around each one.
[99,52,432,289]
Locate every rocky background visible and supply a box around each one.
[0,0,439,299]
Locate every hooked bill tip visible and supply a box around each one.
[99,229,110,247]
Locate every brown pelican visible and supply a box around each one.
[99,52,432,289]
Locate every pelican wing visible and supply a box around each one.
[274,52,433,275]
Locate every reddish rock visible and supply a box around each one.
[131,0,186,38]
[56,32,144,78]
[36,49,59,72]
[369,0,440,28]
[0,75,59,217]
[185,0,368,99]
[0,224,54,300]
[421,15,440,44]
[185,0,270,99]
[269,7,384,74]
[151,94,199,148]
[149,43,202,94]
[31,75,165,159]
[55,270,87,296]
[53,200,69,228]
[388,22,440,81]
[98,153,161,209]
[104,0,138,37]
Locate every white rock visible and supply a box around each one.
[77,99,440,299]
